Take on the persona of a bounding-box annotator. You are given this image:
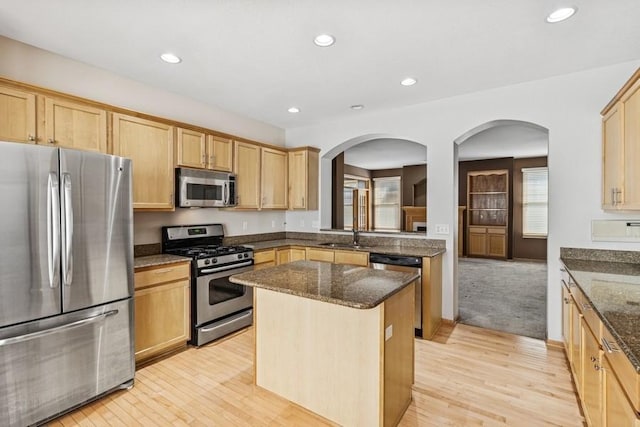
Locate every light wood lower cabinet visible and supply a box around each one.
[603,357,640,426]
[254,249,276,270]
[422,254,443,339]
[582,318,603,427]
[306,248,335,263]
[468,226,506,258]
[134,262,190,364]
[276,247,306,265]
[334,250,368,267]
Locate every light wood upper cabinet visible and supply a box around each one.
[176,127,206,168]
[234,140,261,209]
[0,85,36,143]
[112,113,175,210]
[261,147,288,209]
[288,147,319,210]
[41,97,107,153]
[208,135,233,172]
[602,68,640,210]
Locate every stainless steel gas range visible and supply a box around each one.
[162,224,254,346]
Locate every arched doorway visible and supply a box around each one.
[454,120,550,339]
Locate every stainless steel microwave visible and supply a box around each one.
[176,168,237,208]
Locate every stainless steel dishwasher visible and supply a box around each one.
[369,253,423,337]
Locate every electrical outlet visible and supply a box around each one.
[435,224,449,234]
[242,221,248,231]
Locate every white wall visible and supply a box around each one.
[0,36,287,243]
[286,60,640,341]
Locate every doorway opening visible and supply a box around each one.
[454,120,549,340]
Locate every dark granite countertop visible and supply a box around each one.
[561,257,640,372]
[229,260,419,309]
[243,239,446,258]
[134,254,191,270]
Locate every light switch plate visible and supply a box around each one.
[385,325,393,341]
[435,224,449,234]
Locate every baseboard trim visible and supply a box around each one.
[545,339,564,349]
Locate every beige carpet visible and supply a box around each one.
[458,258,547,340]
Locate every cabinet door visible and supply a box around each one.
[571,297,583,394]
[487,230,506,258]
[288,149,319,210]
[562,285,572,361]
[468,229,486,256]
[234,141,261,209]
[43,97,107,153]
[176,127,206,168]
[208,135,233,172]
[0,86,36,143]
[603,357,640,427]
[276,248,291,265]
[112,113,174,210]
[290,248,306,262]
[622,79,640,209]
[602,103,624,208]
[261,147,288,209]
[134,279,190,362]
[582,319,603,427]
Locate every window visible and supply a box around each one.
[522,167,548,237]
[373,177,401,231]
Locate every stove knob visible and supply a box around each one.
[237,254,242,259]
[243,253,249,258]
[204,259,210,265]
[212,259,218,264]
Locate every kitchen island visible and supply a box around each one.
[230,260,418,427]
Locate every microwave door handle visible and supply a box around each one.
[223,181,229,205]
[47,173,61,289]
[61,173,73,287]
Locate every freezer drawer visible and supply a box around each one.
[0,298,134,427]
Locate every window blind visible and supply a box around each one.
[373,177,401,230]
[522,167,548,237]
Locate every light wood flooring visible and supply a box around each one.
[49,323,584,426]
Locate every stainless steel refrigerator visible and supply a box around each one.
[0,141,135,426]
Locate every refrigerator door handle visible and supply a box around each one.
[61,173,74,287]
[47,173,61,288]
[0,309,118,347]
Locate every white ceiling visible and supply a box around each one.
[344,139,426,170]
[1,1,639,130]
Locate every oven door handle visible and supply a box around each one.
[200,260,254,274]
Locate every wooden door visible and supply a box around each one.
[468,228,486,256]
[602,103,624,208]
[112,113,175,210]
[562,285,572,361]
[134,280,190,362]
[208,135,233,171]
[261,147,288,209]
[176,127,206,168]
[603,357,640,427]
[288,149,307,209]
[234,141,261,209]
[622,79,640,209]
[582,319,603,427]
[43,97,107,152]
[0,86,36,143]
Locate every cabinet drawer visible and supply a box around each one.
[469,227,486,234]
[487,227,506,235]
[602,326,640,413]
[135,262,190,290]
[254,249,276,265]
[334,250,368,267]
[306,248,335,263]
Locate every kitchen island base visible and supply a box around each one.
[254,282,415,427]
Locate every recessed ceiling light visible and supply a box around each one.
[314,34,335,47]
[288,107,300,113]
[546,7,577,23]
[350,104,364,110]
[160,53,181,64]
[401,77,417,86]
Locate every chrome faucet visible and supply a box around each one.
[352,228,360,246]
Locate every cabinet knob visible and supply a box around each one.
[27,134,36,142]
[48,138,56,144]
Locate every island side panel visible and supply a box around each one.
[384,282,415,427]
[254,287,383,426]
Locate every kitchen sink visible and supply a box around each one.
[318,242,370,249]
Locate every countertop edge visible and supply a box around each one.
[561,257,640,373]
[244,239,446,257]
[134,254,192,270]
